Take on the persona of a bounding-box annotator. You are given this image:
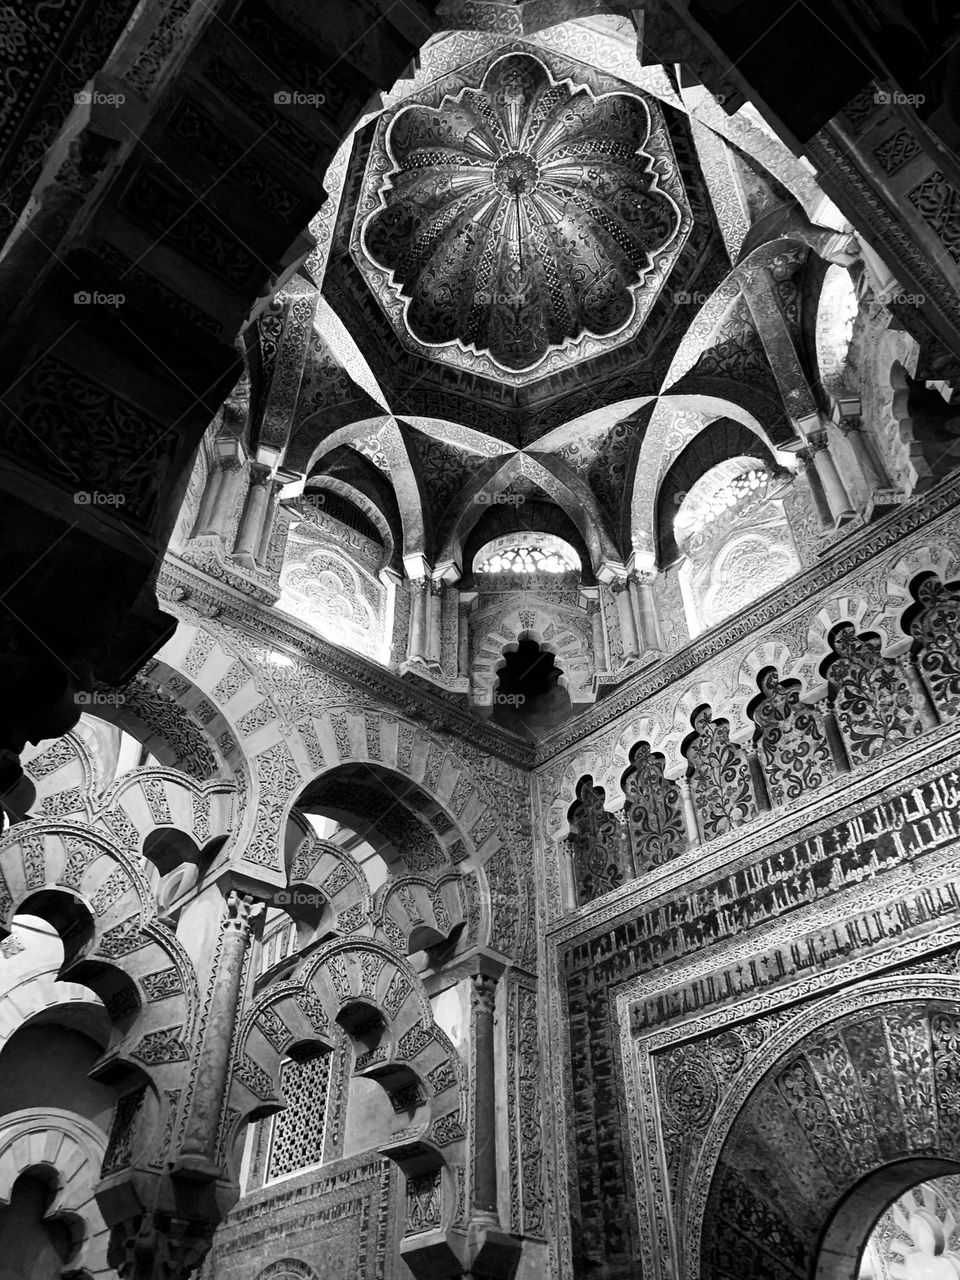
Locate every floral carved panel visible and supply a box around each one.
[826,627,923,767]
[568,778,632,905]
[622,743,686,874]
[751,672,833,808]
[684,709,757,842]
[911,578,960,720]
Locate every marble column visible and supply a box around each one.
[254,477,284,569]
[633,571,665,653]
[176,891,263,1178]
[613,578,641,663]
[797,447,834,528]
[407,578,429,663]
[196,458,242,539]
[678,776,701,847]
[458,600,471,681]
[471,971,499,1220]
[587,600,605,671]
[426,579,444,669]
[233,464,272,567]
[816,697,851,774]
[837,414,890,496]
[899,652,940,730]
[807,431,856,526]
[746,746,771,811]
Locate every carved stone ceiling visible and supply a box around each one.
[322,37,729,446]
[360,51,687,375]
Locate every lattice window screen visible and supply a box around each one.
[266,1053,332,1179]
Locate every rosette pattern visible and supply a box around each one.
[362,53,682,373]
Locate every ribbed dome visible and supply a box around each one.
[362,53,683,373]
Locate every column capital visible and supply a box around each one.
[223,890,264,939]
[471,971,498,1015]
[247,462,273,487]
[836,414,864,436]
[806,430,830,453]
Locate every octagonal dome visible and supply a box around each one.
[358,52,690,377]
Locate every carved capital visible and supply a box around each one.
[806,431,830,453]
[471,972,497,1016]
[109,1214,212,1280]
[247,463,272,488]
[224,890,264,938]
[837,414,864,436]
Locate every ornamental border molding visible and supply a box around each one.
[158,555,533,770]
[622,971,960,1280]
[545,720,960,949]
[540,731,960,1279]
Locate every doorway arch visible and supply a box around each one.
[696,985,960,1280]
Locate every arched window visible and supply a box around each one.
[474,532,580,578]
[815,263,859,398]
[674,458,800,635]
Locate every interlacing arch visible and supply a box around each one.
[376,874,467,955]
[0,821,198,1089]
[230,939,467,1238]
[435,451,621,576]
[0,1108,111,1277]
[154,615,530,967]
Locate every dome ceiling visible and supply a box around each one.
[361,53,687,374]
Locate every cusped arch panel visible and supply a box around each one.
[376,875,467,955]
[98,767,237,865]
[285,819,371,935]
[232,941,466,1236]
[0,1108,111,1276]
[21,729,96,823]
[0,823,198,1084]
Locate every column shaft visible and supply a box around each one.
[614,581,641,662]
[233,466,272,565]
[797,448,833,528]
[178,892,262,1173]
[472,973,499,1220]
[809,432,855,525]
[747,746,771,811]
[900,654,940,730]
[678,777,701,847]
[817,699,851,774]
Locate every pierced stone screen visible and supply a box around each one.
[267,1053,332,1180]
